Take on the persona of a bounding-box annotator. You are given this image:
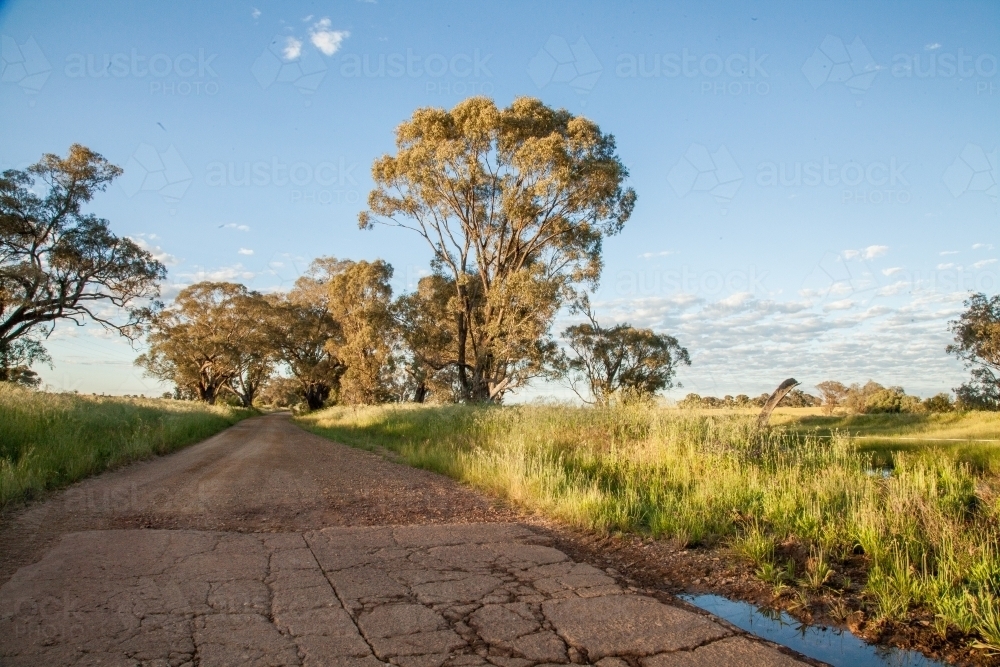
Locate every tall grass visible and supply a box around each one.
[0,384,251,506]
[300,403,1000,648]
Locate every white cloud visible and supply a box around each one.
[843,245,887,260]
[828,281,854,296]
[973,243,995,251]
[925,43,942,50]
[283,36,303,60]
[937,263,956,270]
[590,286,967,398]
[130,236,179,266]
[876,281,910,297]
[823,299,855,312]
[221,223,250,232]
[972,259,997,269]
[638,250,677,259]
[238,248,254,256]
[940,250,959,255]
[882,267,902,276]
[177,264,255,283]
[309,18,349,56]
[251,7,261,19]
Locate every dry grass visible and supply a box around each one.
[0,384,252,506]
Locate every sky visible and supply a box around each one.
[1,0,998,401]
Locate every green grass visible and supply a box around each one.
[0,383,252,507]
[299,403,1000,650]
[775,411,1000,472]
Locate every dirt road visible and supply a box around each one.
[0,413,812,666]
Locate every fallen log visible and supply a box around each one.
[757,378,800,428]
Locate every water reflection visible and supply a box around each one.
[681,594,944,667]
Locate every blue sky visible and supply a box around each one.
[1,0,997,400]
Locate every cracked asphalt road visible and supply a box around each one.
[0,413,813,666]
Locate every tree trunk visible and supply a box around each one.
[413,382,427,403]
[456,311,471,402]
[198,382,217,404]
[303,382,330,411]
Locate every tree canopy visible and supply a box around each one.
[562,298,689,405]
[136,282,271,406]
[360,96,636,402]
[948,292,1000,410]
[1,145,165,383]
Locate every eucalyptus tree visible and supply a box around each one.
[1,145,165,379]
[361,96,636,402]
[948,292,1000,410]
[561,297,689,405]
[265,262,345,411]
[136,282,273,406]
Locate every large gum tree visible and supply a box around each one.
[0,145,165,379]
[360,96,636,402]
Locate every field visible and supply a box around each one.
[299,403,1000,651]
[775,410,1000,472]
[0,384,252,507]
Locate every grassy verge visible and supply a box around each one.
[299,403,1000,651]
[775,411,1000,472]
[0,384,252,507]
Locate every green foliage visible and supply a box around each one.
[922,393,955,413]
[300,403,1000,647]
[0,145,165,367]
[678,390,819,409]
[562,297,689,405]
[948,293,1000,412]
[813,379,932,414]
[136,282,273,406]
[0,384,250,506]
[361,97,636,402]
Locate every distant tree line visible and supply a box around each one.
[814,381,955,414]
[680,382,962,414]
[679,389,819,410]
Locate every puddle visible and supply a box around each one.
[681,594,945,667]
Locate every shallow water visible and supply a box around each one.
[681,593,945,667]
